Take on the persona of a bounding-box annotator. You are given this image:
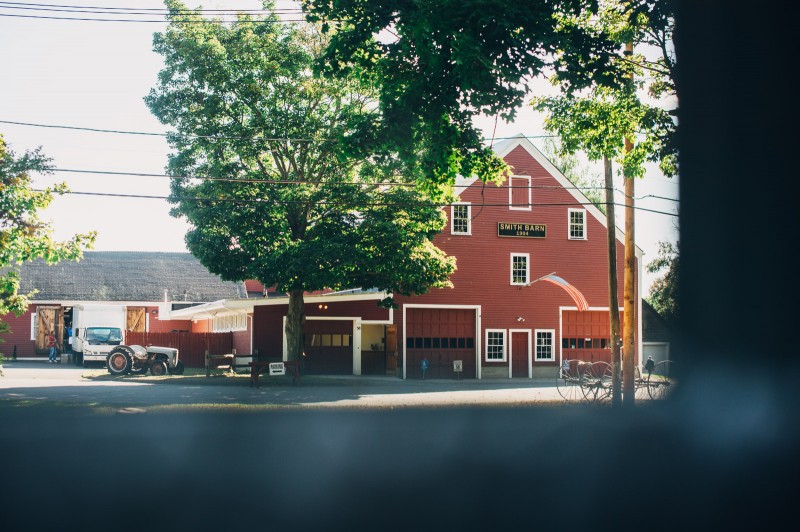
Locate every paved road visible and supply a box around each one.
[0,360,566,410]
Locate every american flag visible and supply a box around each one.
[538,273,589,311]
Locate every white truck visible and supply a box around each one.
[72,304,127,367]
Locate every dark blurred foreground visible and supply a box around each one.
[3,370,798,532]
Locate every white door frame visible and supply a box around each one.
[508,328,532,379]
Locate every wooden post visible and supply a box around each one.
[205,350,210,377]
[622,40,637,406]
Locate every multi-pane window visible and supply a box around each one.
[509,175,532,210]
[535,330,555,361]
[510,253,529,285]
[211,314,248,332]
[451,203,471,235]
[486,329,506,361]
[568,209,586,240]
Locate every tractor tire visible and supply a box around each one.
[150,360,168,376]
[107,347,133,375]
[130,365,149,375]
[167,360,185,375]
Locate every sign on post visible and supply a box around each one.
[269,362,286,376]
[453,360,463,380]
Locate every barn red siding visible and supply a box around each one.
[395,143,638,371]
[232,329,251,355]
[0,308,37,358]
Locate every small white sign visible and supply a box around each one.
[453,360,463,372]
[269,362,286,376]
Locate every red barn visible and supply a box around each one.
[170,135,643,379]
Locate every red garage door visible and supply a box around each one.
[304,320,353,375]
[405,308,476,379]
[562,310,623,364]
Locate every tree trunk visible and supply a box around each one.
[285,289,306,364]
[623,137,637,406]
[605,156,622,408]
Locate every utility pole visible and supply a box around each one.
[622,41,636,406]
[605,155,622,407]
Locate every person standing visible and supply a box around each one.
[47,334,58,363]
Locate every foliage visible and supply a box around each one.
[302,0,624,189]
[145,1,456,358]
[534,0,677,178]
[646,240,678,323]
[540,137,605,213]
[0,134,96,342]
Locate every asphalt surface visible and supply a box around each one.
[0,360,568,410]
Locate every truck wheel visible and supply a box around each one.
[150,361,167,376]
[107,348,132,375]
[167,360,185,375]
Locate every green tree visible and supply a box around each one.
[646,240,678,324]
[145,1,455,361]
[0,134,96,360]
[302,0,623,189]
[533,0,677,406]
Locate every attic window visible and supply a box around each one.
[509,175,531,211]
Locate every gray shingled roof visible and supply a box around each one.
[16,251,247,302]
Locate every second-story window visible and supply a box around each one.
[568,208,586,240]
[451,203,471,235]
[510,253,529,285]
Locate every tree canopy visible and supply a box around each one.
[302,0,623,188]
[146,1,455,359]
[0,134,95,353]
[646,240,679,324]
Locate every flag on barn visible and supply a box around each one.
[529,273,589,311]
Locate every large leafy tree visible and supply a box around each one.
[533,0,677,406]
[146,1,455,361]
[302,0,623,189]
[0,134,95,359]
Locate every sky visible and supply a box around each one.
[0,0,679,293]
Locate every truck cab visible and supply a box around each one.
[76,326,125,366]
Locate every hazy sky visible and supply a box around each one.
[0,0,679,292]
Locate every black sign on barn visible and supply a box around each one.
[497,223,546,238]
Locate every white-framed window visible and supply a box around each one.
[509,175,532,211]
[568,208,587,240]
[451,202,471,235]
[510,253,529,285]
[485,329,507,361]
[31,312,37,341]
[535,329,555,361]
[211,314,248,332]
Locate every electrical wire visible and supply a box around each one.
[35,188,679,216]
[50,168,680,203]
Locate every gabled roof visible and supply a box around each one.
[454,134,642,255]
[17,251,247,303]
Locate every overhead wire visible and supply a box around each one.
[35,188,678,217]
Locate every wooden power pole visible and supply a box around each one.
[622,41,637,406]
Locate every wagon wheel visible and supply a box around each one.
[647,360,674,400]
[556,360,584,402]
[631,365,649,401]
[582,361,613,403]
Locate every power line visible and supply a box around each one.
[50,167,680,203]
[0,118,555,143]
[37,188,679,216]
[0,1,302,13]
